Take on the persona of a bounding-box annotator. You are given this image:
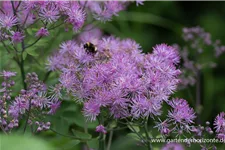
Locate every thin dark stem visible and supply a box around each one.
[1,41,11,54]
[50,128,91,141]
[48,22,64,30]
[125,119,147,145]
[11,1,26,89]
[98,116,106,150]
[196,69,202,124]
[43,71,52,83]
[0,8,5,14]
[82,0,88,9]
[107,126,128,131]
[23,98,31,134]
[24,36,42,49]
[99,132,105,150]
[187,85,194,106]
[83,120,90,150]
[21,41,27,89]
[0,125,8,135]
[13,46,22,53]
[11,1,16,15]
[106,131,113,150]
[19,58,26,89]
[21,11,30,28]
[15,1,22,11]
[1,41,21,66]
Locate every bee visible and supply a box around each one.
[83,42,97,54]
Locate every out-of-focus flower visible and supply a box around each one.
[65,8,86,31]
[78,25,103,44]
[136,0,144,6]
[11,31,25,43]
[0,71,62,132]
[161,143,185,150]
[214,112,225,140]
[96,125,107,134]
[39,5,60,23]
[176,26,225,89]
[0,71,16,78]
[168,98,196,125]
[0,15,18,30]
[36,27,49,37]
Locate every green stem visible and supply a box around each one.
[83,120,90,150]
[106,131,113,150]
[50,128,90,141]
[144,118,152,150]
[98,116,106,150]
[196,69,202,124]
[23,98,31,134]
[0,124,8,135]
[99,132,105,150]
[21,41,27,89]
[43,71,52,83]
[24,36,42,50]
[125,119,147,145]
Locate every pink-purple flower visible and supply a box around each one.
[0,14,18,30]
[168,98,196,125]
[214,112,225,140]
[36,27,49,37]
[48,35,181,121]
[96,125,107,134]
[11,31,25,43]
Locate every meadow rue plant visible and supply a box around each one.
[175,26,225,88]
[0,1,139,35]
[0,71,62,133]
[47,25,225,149]
[174,26,225,130]
[48,38,181,121]
[1,1,225,150]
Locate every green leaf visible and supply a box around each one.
[62,140,80,149]
[1,134,53,150]
[22,51,27,60]
[126,133,140,141]
[72,130,92,140]
[109,120,117,129]
[128,124,140,133]
[26,47,39,57]
[36,39,48,47]
[27,28,33,35]
[87,138,99,149]
[7,53,15,59]
[73,112,98,129]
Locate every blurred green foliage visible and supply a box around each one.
[1,1,225,150]
[0,134,53,150]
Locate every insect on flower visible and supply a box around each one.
[83,42,97,54]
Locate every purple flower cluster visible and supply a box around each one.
[214,112,225,140]
[48,32,181,121]
[182,26,225,57]
[0,1,140,43]
[175,26,225,88]
[0,71,17,130]
[0,71,61,132]
[155,98,196,137]
[168,98,196,126]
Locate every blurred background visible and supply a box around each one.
[1,1,225,150]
